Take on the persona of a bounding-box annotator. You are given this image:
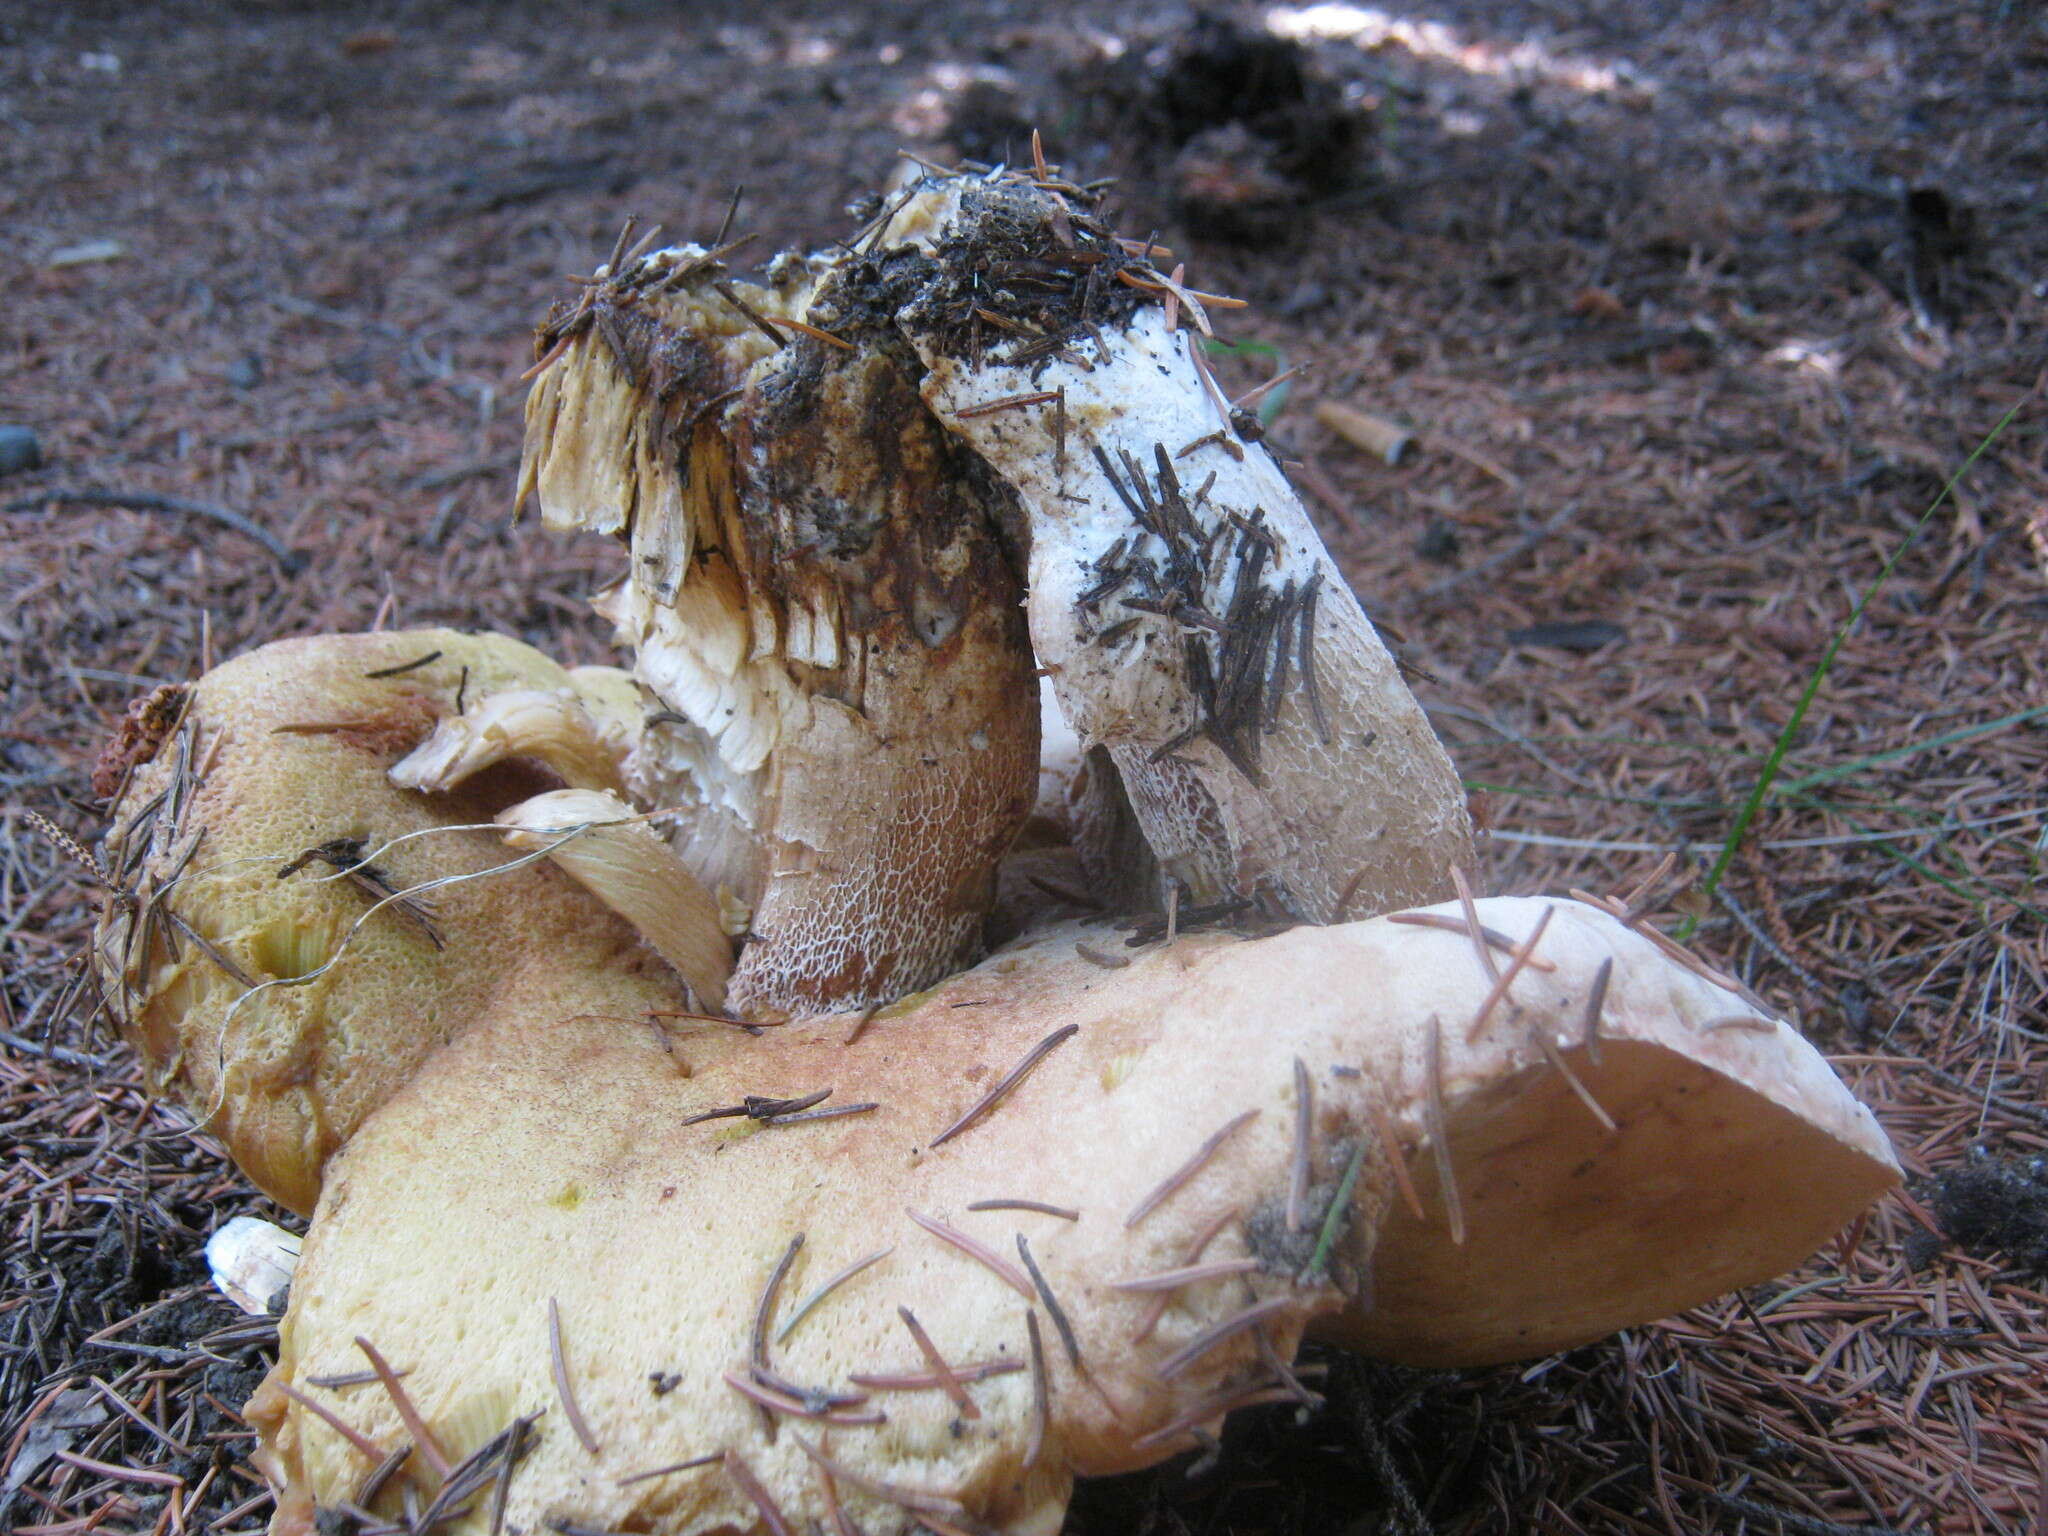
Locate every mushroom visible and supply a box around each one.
[92,628,704,1214]
[869,174,1473,920]
[87,159,1899,1535]
[514,231,1038,1019]
[98,665,1892,1532]
[498,162,1473,1022]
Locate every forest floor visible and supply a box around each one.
[2,1,2044,1532]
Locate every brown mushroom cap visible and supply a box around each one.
[249,896,1894,1535]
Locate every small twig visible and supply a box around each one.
[765,1101,877,1127]
[1126,1109,1260,1228]
[1015,1234,1086,1373]
[723,1450,795,1536]
[710,281,787,348]
[1464,904,1555,1041]
[953,389,1061,419]
[1533,1031,1617,1133]
[1703,1491,1918,1536]
[1133,1210,1239,1344]
[161,909,259,988]
[848,1359,1023,1391]
[1386,910,1557,971]
[354,1440,412,1508]
[356,1336,451,1479]
[1448,866,1499,984]
[905,1209,1034,1299]
[1024,1312,1049,1470]
[1580,955,1612,1065]
[5,487,304,572]
[714,184,745,247]
[896,1307,978,1419]
[1154,1295,1295,1381]
[362,650,443,679]
[1110,1259,1264,1292]
[966,1199,1080,1221]
[616,1452,721,1487]
[789,1433,969,1520]
[275,1381,388,1465]
[777,316,855,350]
[775,1248,894,1346]
[52,1449,184,1488]
[719,1371,884,1426]
[1133,1385,1298,1451]
[1288,1058,1314,1232]
[751,1235,804,1374]
[1423,1015,1465,1245]
[1366,1099,1426,1223]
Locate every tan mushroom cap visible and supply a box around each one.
[92,630,681,1214]
[1308,898,1899,1366]
[249,897,1894,1536]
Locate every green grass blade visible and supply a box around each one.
[1302,1136,1370,1284]
[1781,791,2045,924]
[1680,400,2025,938]
[1776,702,2048,794]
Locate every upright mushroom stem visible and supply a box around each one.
[522,168,1472,981]
[872,175,1474,920]
[519,242,1039,1018]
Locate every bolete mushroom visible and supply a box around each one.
[88,159,1898,1536]
[515,228,1038,1019]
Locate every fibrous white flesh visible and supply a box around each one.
[520,265,798,782]
[206,1216,301,1317]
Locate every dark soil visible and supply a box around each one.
[1934,1152,2048,1280]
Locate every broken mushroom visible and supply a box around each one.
[870,175,1473,920]
[88,158,1898,1536]
[516,232,1039,1018]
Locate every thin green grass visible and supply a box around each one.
[1201,336,1295,426]
[1476,768,2044,920]
[1675,400,2027,939]
[1780,790,2048,926]
[1774,701,2048,795]
[1444,404,2036,932]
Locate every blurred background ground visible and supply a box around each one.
[2,1,2044,1532]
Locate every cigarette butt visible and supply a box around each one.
[1315,400,1412,465]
